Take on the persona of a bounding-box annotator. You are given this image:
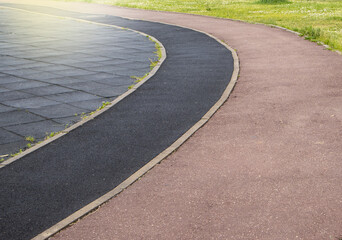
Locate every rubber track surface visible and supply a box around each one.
[0,4,234,240]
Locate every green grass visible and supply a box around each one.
[25,136,35,142]
[258,0,289,3]
[149,42,162,70]
[128,36,163,89]
[56,0,342,52]
[84,101,112,118]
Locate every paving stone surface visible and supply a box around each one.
[0,6,157,158]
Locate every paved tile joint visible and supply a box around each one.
[0,7,157,158]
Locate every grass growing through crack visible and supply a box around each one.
[57,0,342,53]
[45,131,59,139]
[25,136,35,142]
[5,132,62,159]
[128,36,163,90]
[130,73,148,83]
[82,101,112,119]
[1,102,113,163]
[149,41,163,70]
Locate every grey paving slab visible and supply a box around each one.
[0,87,10,93]
[115,68,151,77]
[79,87,123,98]
[66,61,106,68]
[115,61,151,69]
[2,97,59,109]
[101,59,136,65]
[0,65,29,71]
[11,62,53,70]
[0,128,22,144]
[40,76,89,85]
[23,72,62,81]
[49,69,95,77]
[0,5,157,160]
[0,104,14,113]
[68,98,109,111]
[31,64,71,72]
[89,65,151,77]
[28,104,88,119]
[0,140,27,156]
[95,77,134,86]
[65,81,112,92]
[0,110,44,127]
[0,75,26,84]
[53,116,82,125]
[73,73,118,81]
[21,51,66,59]
[21,85,74,96]
[45,91,101,103]
[1,68,40,76]
[0,80,50,90]
[0,91,34,101]
[84,65,123,73]
[0,57,32,66]
[4,120,65,139]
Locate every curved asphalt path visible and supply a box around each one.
[0,4,234,240]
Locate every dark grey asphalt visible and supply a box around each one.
[0,6,156,158]
[0,4,234,240]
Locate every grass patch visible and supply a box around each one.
[81,101,112,120]
[257,0,290,4]
[149,41,163,70]
[25,136,35,142]
[55,0,342,52]
[297,25,322,41]
[131,73,148,83]
[44,131,60,140]
[128,35,163,90]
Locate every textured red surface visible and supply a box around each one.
[7,1,341,239]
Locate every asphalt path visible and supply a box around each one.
[0,4,234,240]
